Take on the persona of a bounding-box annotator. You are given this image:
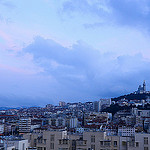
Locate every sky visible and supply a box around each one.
[0,0,150,106]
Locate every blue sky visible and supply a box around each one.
[0,0,150,106]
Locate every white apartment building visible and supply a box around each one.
[4,139,29,150]
[19,118,31,133]
[70,118,78,128]
[118,126,135,137]
[0,124,4,134]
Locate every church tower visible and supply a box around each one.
[143,80,146,92]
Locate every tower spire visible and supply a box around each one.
[143,80,146,92]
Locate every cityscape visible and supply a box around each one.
[0,81,149,149]
[1,0,150,150]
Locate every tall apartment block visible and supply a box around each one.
[19,118,31,133]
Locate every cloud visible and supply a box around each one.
[0,0,15,9]
[22,37,150,102]
[60,0,150,30]
[109,0,150,28]
[0,36,150,106]
[61,0,111,23]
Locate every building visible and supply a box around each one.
[0,137,28,150]
[24,130,120,150]
[119,133,150,150]
[0,124,4,134]
[7,139,28,150]
[59,101,66,107]
[19,118,31,133]
[49,117,66,127]
[100,98,111,110]
[93,101,101,112]
[93,99,111,112]
[118,126,135,137]
[136,81,146,94]
[70,118,78,128]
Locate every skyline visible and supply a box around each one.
[1,0,150,106]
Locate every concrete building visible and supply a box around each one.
[0,138,29,150]
[7,139,28,150]
[59,101,66,107]
[24,130,120,150]
[93,99,111,112]
[70,118,78,128]
[49,117,66,127]
[118,127,135,137]
[93,101,101,112]
[0,124,4,134]
[19,118,31,133]
[100,98,111,110]
[136,81,146,94]
[119,133,150,150]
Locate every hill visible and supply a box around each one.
[111,92,150,101]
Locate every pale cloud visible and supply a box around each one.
[0,36,150,106]
[22,37,150,100]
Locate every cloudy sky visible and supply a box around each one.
[0,0,150,106]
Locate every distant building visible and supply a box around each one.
[49,117,66,127]
[59,101,66,107]
[136,81,146,94]
[93,99,111,112]
[7,139,28,150]
[93,101,101,112]
[70,118,78,128]
[19,118,31,133]
[0,124,4,134]
[45,104,53,108]
[118,126,135,137]
[100,98,111,110]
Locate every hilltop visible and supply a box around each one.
[112,92,150,102]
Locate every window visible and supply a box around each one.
[59,140,62,144]
[136,142,139,147]
[50,134,55,141]
[114,141,117,146]
[100,141,103,146]
[144,147,148,150]
[91,144,95,150]
[122,141,126,146]
[144,137,148,144]
[104,141,110,146]
[91,135,95,143]
[44,139,46,144]
[22,143,25,150]
[50,143,54,149]
[63,139,68,144]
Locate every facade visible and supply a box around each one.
[0,124,4,134]
[100,99,111,110]
[49,118,66,127]
[93,101,101,112]
[23,129,150,150]
[24,130,120,150]
[136,81,146,94]
[7,139,28,150]
[93,99,111,112]
[70,118,78,128]
[59,101,66,107]
[119,133,150,150]
[118,127,135,137]
[19,118,31,133]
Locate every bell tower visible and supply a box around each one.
[143,80,146,92]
